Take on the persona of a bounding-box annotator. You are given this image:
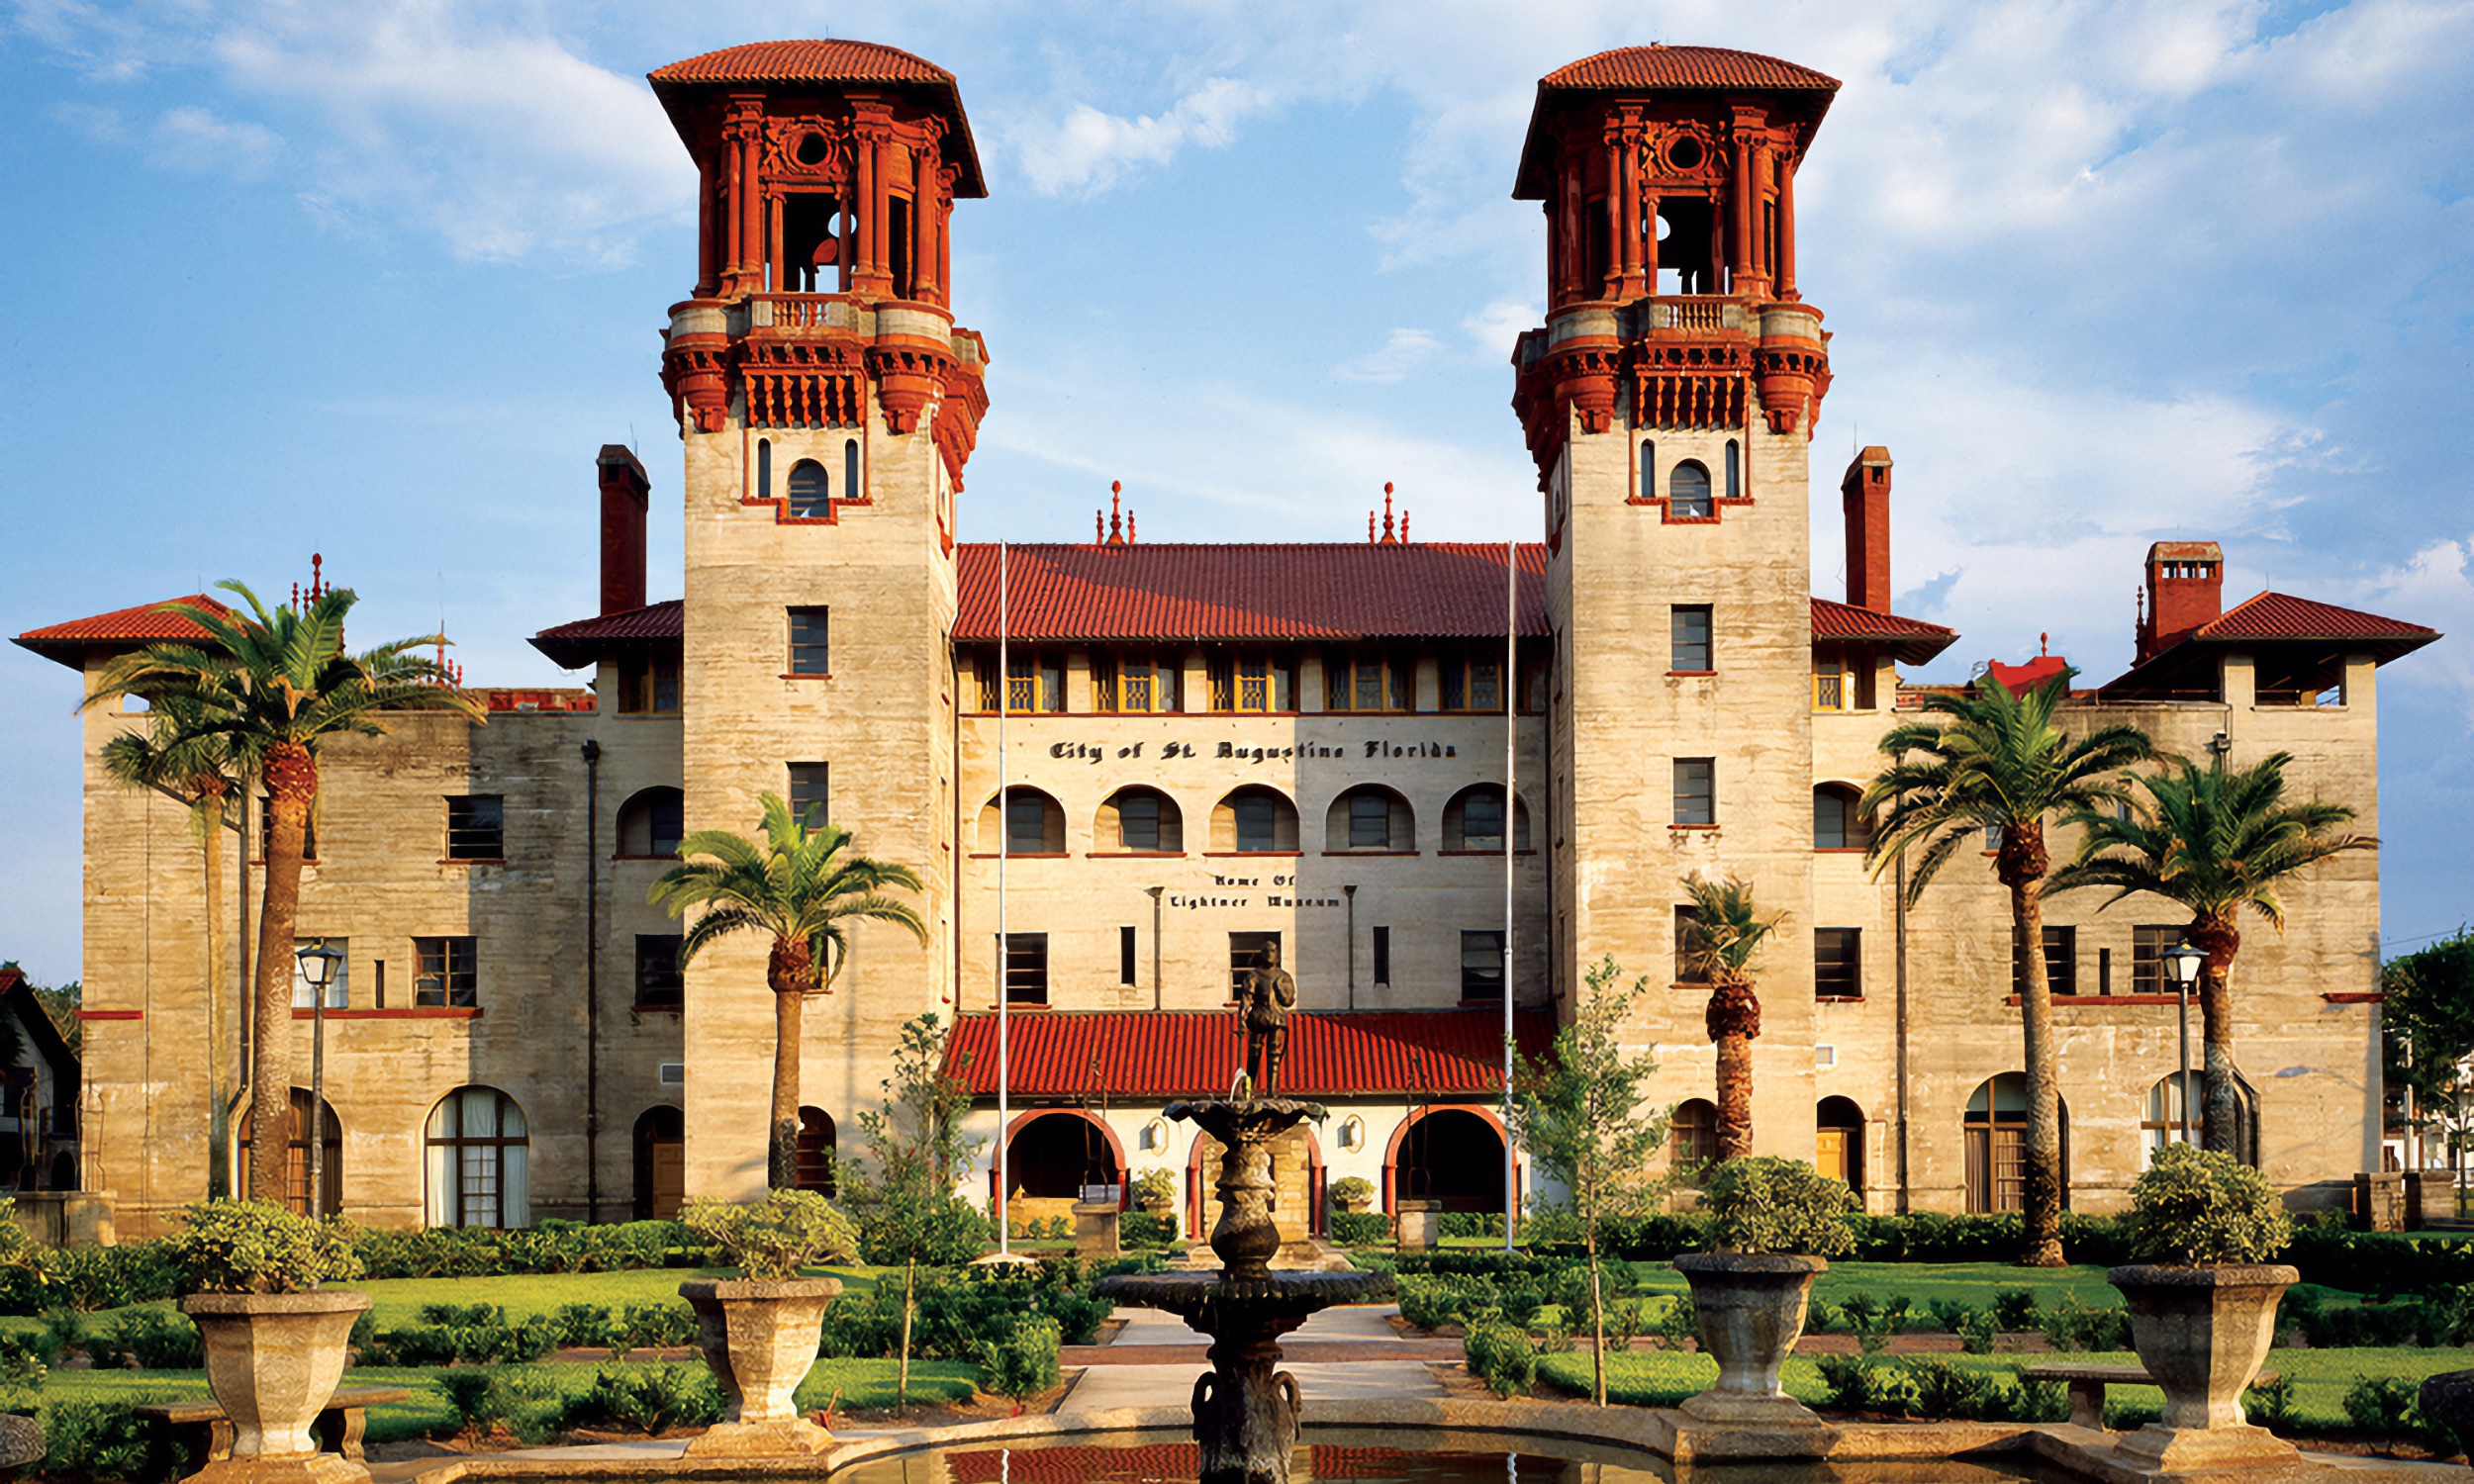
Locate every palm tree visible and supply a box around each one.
[1678,876,1784,1160]
[82,582,472,1202]
[650,793,929,1189]
[99,690,252,1196]
[1860,671,2152,1266]
[2049,751,2373,1156]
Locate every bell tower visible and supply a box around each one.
[648,41,987,1197]
[1517,46,1838,1159]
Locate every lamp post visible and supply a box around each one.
[2164,940,2208,1147]
[295,940,344,1217]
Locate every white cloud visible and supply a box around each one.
[148,105,280,176]
[1332,327,1446,383]
[2355,537,2474,710]
[1013,76,1266,197]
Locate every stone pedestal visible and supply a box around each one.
[678,1277,842,1457]
[1074,1201,1122,1257]
[1673,1253,1829,1438]
[1394,1200,1441,1252]
[2355,1171,2405,1232]
[181,1291,372,1484]
[2108,1263,2302,1474]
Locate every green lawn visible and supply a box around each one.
[1534,1346,2474,1432]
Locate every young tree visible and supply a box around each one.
[841,1012,991,1408]
[1508,956,1669,1407]
[2382,931,2474,1188]
[2050,751,2373,1155]
[1678,875,1784,1160]
[83,583,473,1202]
[1861,670,2151,1267]
[99,690,251,1195]
[651,793,928,1188]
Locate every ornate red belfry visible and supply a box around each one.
[1508,46,1839,481]
[648,41,992,485]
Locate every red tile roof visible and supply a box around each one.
[2096,589,2438,697]
[529,600,682,668]
[647,42,985,197]
[1982,655,2070,693]
[2194,591,2437,645]
[942,1008,1555,1100]
[1542,46,1840,92]
[954,543,1550,643]
[1810,597,1958,664]
[13,595,229,670]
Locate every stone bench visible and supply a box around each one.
[137,1386,412,1471]
[2020,1362,2278,1431]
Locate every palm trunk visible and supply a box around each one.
[1706,980,1760,1160]
[771,986,803,1190]
[199,783,231,1199]
[248,744,314,1205]
[2189,917,2243,1157]
[2010,873,2065,1267]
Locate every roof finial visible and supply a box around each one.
[310,552,325,601]
[1126,510,1136,543]
[1379,483,1397,544]
[2040,631,2049,657]
[1369,511,1378,543]
[1100,480,1129,546]
[1096,510,1104,543]
[1400,510,1410,542]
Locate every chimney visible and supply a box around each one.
[2138,540,2224,663]
[597,445,649,615]
[1841,445,1893,613]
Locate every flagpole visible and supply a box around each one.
[1503,539,1518,1252]
[998,541,1011,1257]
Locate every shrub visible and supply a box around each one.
[678,1190,857,1280]
[1439,1213,1508,1240]
[0,1334,45,1411]
[162,1200,357,1296]
[1955,1308,1999,1355]
[1851,1307,1897,1355]
[618,1303,696,1349]
[1992,1289,2041,1331]
[1902,1357,2006,1421]
[1816,1353,1872,1410]
[489,1367,574,1447]
[1132,1169,1177,1209]
[434,1369,501,1438]
[1463,1318,1535,1398]
[1328,1176,1375,1208]
[2126,1145,2293,1266]
[103,1310,200,1370]
[2016,1378,2070,1424]
[575,1363,721,1436]
[1120,1211,1177,1249]
[1329,1211,1391,1248]
[978,1315,1062,1400]
[41,1398,166,1483]
[551,1303,614,1349]
[1533,1315,1575,1353]
[2345,1375,2422,1453]
[41,1248,181,1314]
[2041,1294,2133,1352]
[2245,1374,2300,1434]
[1699,1158,1856,1256]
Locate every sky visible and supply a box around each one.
[2,0,2469,988]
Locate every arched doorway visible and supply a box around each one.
[632,1106,683,1221]
[1671,1098,1720,1183]
[1817,1096,1865,1195]
[426,1086,530,1229]
[1189,1125,1323,1244]
[796,1107,838,1195]
[1964,1073,2069,1214]
[1004,1112,1119,1198]
[1387,1108,1508,1214]
[2142,1071,2258,1167]
[236,1089,342,1216]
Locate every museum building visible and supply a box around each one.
[19,41,2437,1241]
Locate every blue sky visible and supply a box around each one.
[3,0,2469,987]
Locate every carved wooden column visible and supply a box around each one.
[696,149,717,296]
[767,192,785,294]
[1729,116,1754,292]
[1601,125,1624,300]
[1777,147,1798,300]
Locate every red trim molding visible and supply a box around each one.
[76,1009,143,1022]
[2322,991,2385,1005]
[290,1007,484,1020]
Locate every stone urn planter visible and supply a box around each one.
[678,1277,843,1456]
[181,1291,372,1484]
[1673,1252,1828,1425]
[2108,1263,2302,1470]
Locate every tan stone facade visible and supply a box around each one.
[27,42,2430,1239]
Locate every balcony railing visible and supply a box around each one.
[1652,298,1742,332]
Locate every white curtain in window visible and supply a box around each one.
[501,1096,530,1228]
[424,1098,452,1227]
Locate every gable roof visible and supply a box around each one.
[1810,597,1959,664]
[13,596,229,671]
[2098,589,2438,698]
[646,41,986,198]
[529,600,683,669]
[942,1007,1555,1100]
[953,543,1551,643]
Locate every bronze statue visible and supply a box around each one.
[1239,941,1297,1095]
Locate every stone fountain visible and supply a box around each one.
[1094,1096,1389,1484]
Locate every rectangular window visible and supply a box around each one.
[1813,660,1846,710]
[788,763,829,831]
[1119,925,1138,986]
[1229,931,1282,1002]
[290,938,348,1009]
[787,607,829,677]
[1232,795,1279,853]
[1118,792,1162,851]
[1006,793,1053,853]
[2099,946,2114,995]
[1003,933,1049,1006]
[2132,925,2179,994]
[1440,653,1505,712]
[373,959,386,1010]
[1372,926,1391,986]
[445,795,505,861]
[1814,928,1860,999]
[415,936,478,1008]
[618,650,681,714]
[2044,926,2077,996]
[1210,653,1294,713]
[1673,759,1715,825]
[1674,906,1706,983]
[1327,650,1413,712]
[1672,605,1713,672]
[635,935,684,1007]
[1092,651,1180,713]
[1459,790,1507,851]
[993,650,1064,713]
[1349,792,1393,849]
[1461,929,1505,1000]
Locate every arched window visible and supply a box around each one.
[1813,786,1868,851]
[1211,787,1299,853]
[1817,1096,1865,1194]
[1007,1112,1118,1200]
[978,788,1065,854]
[1640,440,1656,497]
[1325,786,1413,852]
[1669,460,1713,518]
[1394,1109,1506,1213]
[1444,785,1532,852]
[426,1086,530,1229]
[796,1107,838,1195]
[1671,1098,1719,1179]
[1964,1074,2068,1214]
[236,1089,341,1217]
[618,787,685,859]
[756,438,773,503]
[787,460,829,518]
[1098,787,1183,853]
[632,1105,683,1221]
[1724,439,1742,500]
[2143,1071,2257,1167]
[844,439,861,502]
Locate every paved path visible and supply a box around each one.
[1061,1304,1447,1412]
